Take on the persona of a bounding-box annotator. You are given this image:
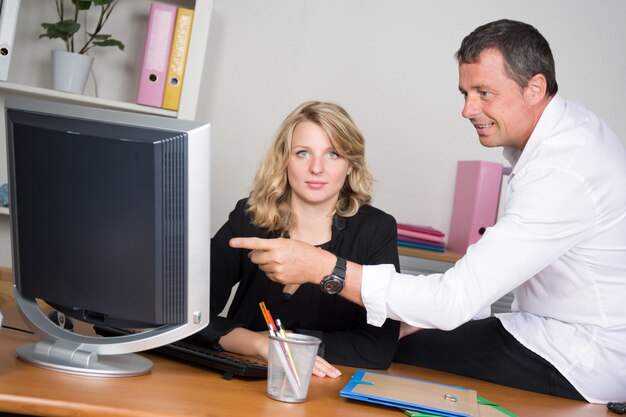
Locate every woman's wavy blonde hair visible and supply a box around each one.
[246,101,374,234]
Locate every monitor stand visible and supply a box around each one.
[13,287,153,377]
[16,343,153,377]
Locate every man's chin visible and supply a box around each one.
[478,135,499,148]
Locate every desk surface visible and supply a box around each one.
[0,271,607,417]
[0,318,606,416]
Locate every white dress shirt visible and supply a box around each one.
[361,94,626,403]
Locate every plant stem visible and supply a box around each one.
[79,0,119,54]
[55,0,63,20]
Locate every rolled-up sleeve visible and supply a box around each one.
[361,264,395,327]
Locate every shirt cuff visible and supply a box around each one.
[361,264,395,327]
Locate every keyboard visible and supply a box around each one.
[93,325,267,380]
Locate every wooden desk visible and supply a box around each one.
[0,270,606,417]
[0,320,606,416]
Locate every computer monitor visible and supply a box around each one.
[5,96,210,376]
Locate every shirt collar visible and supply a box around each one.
[502,94,565,177]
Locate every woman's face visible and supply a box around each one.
[287,121,351,211]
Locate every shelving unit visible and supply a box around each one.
[0,0,213,265]
[0,81,176,117]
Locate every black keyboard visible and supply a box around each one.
[93,325,267,380]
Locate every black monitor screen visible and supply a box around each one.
[8,109,188,328]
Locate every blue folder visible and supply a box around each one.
[340,370,479,417]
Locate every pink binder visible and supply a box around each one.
[136,2,177,108]
[447,161,503,254]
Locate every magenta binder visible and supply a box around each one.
[397,228,445,244]
[447,161,503,254]
[136,2,177,108]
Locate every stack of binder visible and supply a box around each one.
[136,2,194,111]
[397,223,446,252]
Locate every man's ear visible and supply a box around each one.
[525,73,548,105]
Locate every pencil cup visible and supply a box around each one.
[267,333,321,403]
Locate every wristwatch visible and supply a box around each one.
[320,257,347,295]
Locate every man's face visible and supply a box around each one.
[458,48,537,150]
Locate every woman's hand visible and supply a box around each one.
[218,328,269,360]
[312,355,341,378]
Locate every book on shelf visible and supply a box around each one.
[398,241,446,253]
[162,7,194,111]
[398,235,446,249]
[398,223,445,236]
[397,226,445,244]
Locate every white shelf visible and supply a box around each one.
[0,207,8,216]
[0,81,177,117]
[0,0,212,120]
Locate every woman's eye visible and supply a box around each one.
[296,150,309,158]
[327,151,339,159]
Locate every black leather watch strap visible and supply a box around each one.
[332,257,347,279]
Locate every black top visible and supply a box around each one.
[188,198,400,369]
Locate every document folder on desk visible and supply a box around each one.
[403,396,518,417]
[340,370,479,417]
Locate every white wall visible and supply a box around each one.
[1,0,625,267]
[198,0,626,239]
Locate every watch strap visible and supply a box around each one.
[332,257,347,279]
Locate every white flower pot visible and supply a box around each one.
[51,50,94,94]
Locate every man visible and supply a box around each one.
[230,19,626,403]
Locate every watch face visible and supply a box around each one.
[322,275,344,294]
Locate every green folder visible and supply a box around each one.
[403,396,519,417]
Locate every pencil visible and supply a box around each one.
[275,318,302,386]
[259,301,277,334]
[259,302,301,388]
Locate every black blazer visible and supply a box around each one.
[190,198,400,369]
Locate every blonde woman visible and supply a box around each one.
[190,101,399,377]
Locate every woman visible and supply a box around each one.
[191,101,399,377]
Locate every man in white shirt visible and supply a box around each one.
[230,19,626,403]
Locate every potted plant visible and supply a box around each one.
[39,0,125,94]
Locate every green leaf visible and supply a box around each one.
[93,0,115,5]
[40,20,80,40]
[91,33,112,40]
[93,38,125,51]
[72,0,93,10]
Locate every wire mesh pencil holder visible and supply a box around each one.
[267,333,321,403]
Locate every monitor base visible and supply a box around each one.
[17,342,153,377]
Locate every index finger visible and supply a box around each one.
[229,237,276,251]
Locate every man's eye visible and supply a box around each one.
[480,91,491,97]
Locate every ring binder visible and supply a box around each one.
[162,7,194,111]
[0,0,21,81]
[136,2,177,108]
